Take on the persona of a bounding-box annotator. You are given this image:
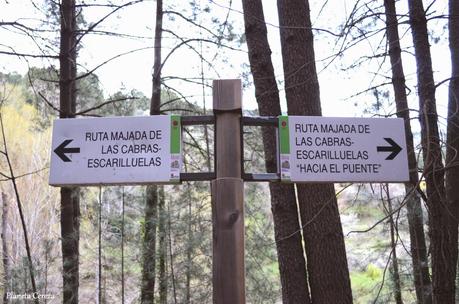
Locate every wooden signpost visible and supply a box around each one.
[212,79,245,303]
[49,79,409,304]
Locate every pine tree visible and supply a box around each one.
[241,1,311,303]
[277,0,353,302]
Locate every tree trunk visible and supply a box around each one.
[408,0,456,302]
[185,183,192,304]
[390,220,404,304]
[2,192,10,304]
[141,185,158,303]
[167,201,178,304]
[59,1,80,303]
[60,187,80,304]
[141,0,163,302]
[383,184,404,304]
[276,0,353,303]
[446,0,459,301]
[384,0,432,302]
[97,188,103,304]
[150,0,162,116]
[241,1,311,303]
[158,187,167,304]
[456,252,459,300]
[121,187,125,304]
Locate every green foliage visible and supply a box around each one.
[26,66,60,128]
[366,263,383,280]
[0,77,59,297]
[351,264,384,303]
[25,67,154,127]
[76,73,105,113]
[102,89,149,116]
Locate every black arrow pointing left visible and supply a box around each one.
[54,139,80,162]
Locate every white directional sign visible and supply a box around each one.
[49,115,182,186]
[278,116,409,182]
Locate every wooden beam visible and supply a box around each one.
[180,172,215,181]
[241,116,277,126]
[181,115,215,126]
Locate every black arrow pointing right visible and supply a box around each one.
[377,138,402,160]
[54,139,80,162]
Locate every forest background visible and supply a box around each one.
[0,0,457,303]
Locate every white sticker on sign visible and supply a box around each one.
[49,115,181,186]
[278,116,409,183]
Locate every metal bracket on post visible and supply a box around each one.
[180,115,215,181]
[212,79,245,304]
[178,115,281,183]
[240,116,281,182]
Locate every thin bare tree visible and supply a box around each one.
[0,114,38,304]
[241,1,311,303]
[2,192,10,303]
[408,0,457,302]
[277,0,353,302]
[59,1,81,303]
[384,0,432,301]
[141,0,163,302]
[445,0,459,301]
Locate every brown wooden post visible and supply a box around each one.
[212,79,245,304]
